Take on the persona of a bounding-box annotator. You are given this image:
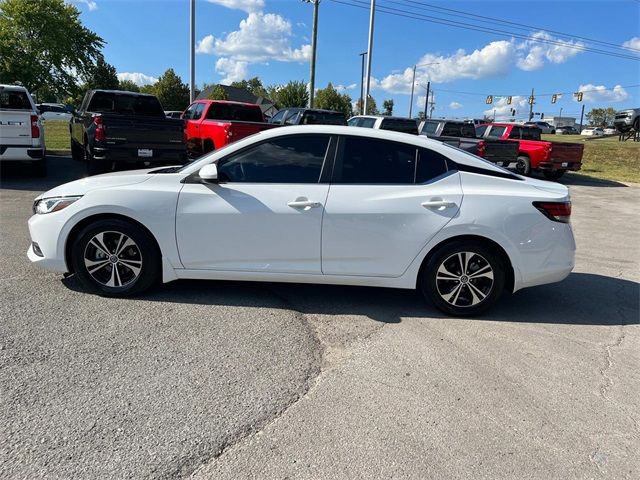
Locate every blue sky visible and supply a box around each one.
[71,0,640,119]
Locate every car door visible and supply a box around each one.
[176,133,333,273]
[322,136,462,277]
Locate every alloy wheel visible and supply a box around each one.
[83,231,143,288]
[435,251,494,308]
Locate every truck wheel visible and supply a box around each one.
[71,139,83,161]
[515,155,531,176]
[85,144,108,176]
[551,129,556,134]
[543,170,565,181]
[634,117,639,132]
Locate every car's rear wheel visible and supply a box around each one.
[419,240,505,316]
[71,219,160,297]
[515,155,531,176]
[543,170,565,181]
[71,139,84,161]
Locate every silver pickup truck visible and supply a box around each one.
[614,108,639,132]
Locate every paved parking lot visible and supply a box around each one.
[1,156,638,479]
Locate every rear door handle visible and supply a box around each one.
[421,200,457,210]
[288,200,322,209]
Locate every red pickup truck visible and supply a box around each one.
[476,123,584,180]
[182,100,277,157]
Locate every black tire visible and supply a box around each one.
[551,129,556,135]
[71,219,160,297]
[515,155,531,176]
[32,158,47,177]
[543,170,565,181]
[419,240,506,317]
[85,143,108,176]
[634,117,639,132]
[71,139,84,161]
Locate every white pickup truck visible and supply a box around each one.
[0,84,46,176]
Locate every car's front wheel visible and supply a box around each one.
[420,241,506,316]
[71,219,160,297]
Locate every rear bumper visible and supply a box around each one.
[0,146,45,162]
[92,145,188,165]
[538,159,582,172]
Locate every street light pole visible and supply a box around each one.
[307,0,320,108]
[189,0,195,102]
[359,52,366,115]
[363,0,375,115]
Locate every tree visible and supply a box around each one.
[84,55,119,91]
[383,99,394,116]
[153,69,190,111]
[354,95,378,115]
[118,80,140,93]
[314,83,353,118]
[586,107,617,127]
[269,81,309,109]
[207,85,228,100]
[139,84,156,95]
[0,0,104,97]
[230,77,268,98]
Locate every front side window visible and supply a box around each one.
[442,122,463,137]
[335,136,416,184]
[284,110,301,125]
[183,103,197,119]
[217,135,330,183]
[486,126,506,138]
[193,103,205,120]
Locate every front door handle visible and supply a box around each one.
[288,199,322,209]
[421,199,457,210]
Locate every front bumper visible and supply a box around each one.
[27,214,68,273]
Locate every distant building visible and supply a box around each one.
[196,84,278,118]
[549,116,577,128]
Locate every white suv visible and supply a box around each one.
[0,84,46,176]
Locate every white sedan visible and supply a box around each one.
[27,126,575,316]
[581,127,604,136]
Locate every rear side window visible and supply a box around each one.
[508,127,522,139]
[416,148,449,183]
[335,136,416,184]
[460,123,477,138]
[88,93,165,116]
[217,135,329,183]
[522,127,540,140]
[420,121,439,135]
[302,111,347,125]
[475,125,487,136]
[206,103,263,122]
[0,90,31,110]
[442,122,463,136]
[193,103,205,120]
[349,117,376,128]
[380,118,418,134]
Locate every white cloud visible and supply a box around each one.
[336,83,357,92]
[215,58,249,84]
[196,35,215,54]
[517,31,584,71]
[449,101,463,110]
[205,0,264,13]
[483,95,527,120]
[575,84,629,103]
[622,36,640,51]
[71,0,98,11]
[117,72,158,86]
[372,40,516,93]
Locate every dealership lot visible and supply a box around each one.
[1,156,638,478]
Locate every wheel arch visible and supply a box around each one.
[416,234,515,294]
[64,213,161,274]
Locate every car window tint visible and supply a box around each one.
[183,104,196,119]
[284,110,300,125]
[508,127,522,139]
[193,103,205,120]
[217,135,329,183]
[416,148,449,183]
[359,118,376,128]
[206,103,263,122]
[380,118,418,134]
[475,125,487,137]
[88,93,165,116]
[521,127,540,140]
[485,126,506,138]
[336,136,416,184]
[270,110,286,124]
[441,122,463,136]
[0,90,31,110]
[303,111,346,125]
[421,121,439,135]
[460,123,477,138]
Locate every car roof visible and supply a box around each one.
[90,89,156,97]
[350,115,415,121]
[0,84,29,92]
[196,99,259,107]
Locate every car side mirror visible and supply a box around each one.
[198,163,218,182]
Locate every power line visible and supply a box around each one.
[328,0,640,61]
[433,84,640,98]
[389,0,640,54]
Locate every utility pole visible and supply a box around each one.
[189,0,195,102]
[359,52,366,115]
[428,91,435,119]
[409,65,416,118]
[528,87,534,121]
[363,0,375,115]
[559,107,563,118]
[579,104,585,131]
[306,0,320,108]
[424,81,430,119]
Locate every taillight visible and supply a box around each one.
[477,140,486,157]
[93,115,105,142]
[533,201,571,223]
[30,115,40,138]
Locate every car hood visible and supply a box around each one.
[35,168,158,200]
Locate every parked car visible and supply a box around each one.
[555,126,579,135]
[348,115,418,134]
[37,103,73,121]
[269,108,347,126]
[613,108,640,132]
[165,110,183,119]
[603,126,617,135]
[524,121,555,134]
[418,119,519,169]
[70,90,187,175]
[581,127,604,136]
[476,123,584,180]
[27,125,575,317]
[0,84,46,176]
[183,100,277,157]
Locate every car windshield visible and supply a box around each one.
[0,90,31,110]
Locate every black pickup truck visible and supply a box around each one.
[70,90,187,175]
[418,119,519,168]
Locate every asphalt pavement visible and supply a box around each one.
[1,156,638,479]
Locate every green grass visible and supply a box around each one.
[542,134,640,184]
[43,120,71,152]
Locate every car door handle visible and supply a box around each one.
[421,200,457,210]
[288,200,322,209]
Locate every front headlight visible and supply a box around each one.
[33,196,82,215]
